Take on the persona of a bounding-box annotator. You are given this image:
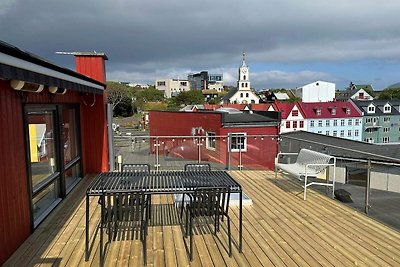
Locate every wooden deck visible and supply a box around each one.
[4,171,400,267]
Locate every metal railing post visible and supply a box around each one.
[197,136,202,163]
[365,159,371,214]
[228,133,232,171]
[154,137,160,171]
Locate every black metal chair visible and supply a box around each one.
[182,186,232,261]
[99,190,149,266]
[122,163,151,173]
[184,163,211,172]
[180,163,212,219]
[122,163,152,221]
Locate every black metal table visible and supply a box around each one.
[85,171,243,260]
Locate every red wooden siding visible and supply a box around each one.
[75,55,109,173]
[0,80,31,264]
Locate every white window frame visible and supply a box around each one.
[229,133,247,152]
[206,132,216,151]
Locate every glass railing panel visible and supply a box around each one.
[234,135,278,170]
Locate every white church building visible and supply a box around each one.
[222,53,260,104]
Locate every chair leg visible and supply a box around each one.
[227,216,232,257]
[180,194,185,220]
[142,223,147,265]
[189,214,193,261]
[185,207,189,237]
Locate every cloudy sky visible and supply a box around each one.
[1,0,400,90]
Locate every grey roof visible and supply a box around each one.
[281,131,400,163]
[336,89,359,100]
[352,99,400,116]
[0,40,105,93]
[222,112,278,127]
[222,87,238,101]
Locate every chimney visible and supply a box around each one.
[74,52,108,83]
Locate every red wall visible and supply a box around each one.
[0,55,108,264]
[76,55,109,173]
[0,80,31,264]
[149,111,279,170]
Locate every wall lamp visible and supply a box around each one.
[49,86,67,94]
[10,80,44,93]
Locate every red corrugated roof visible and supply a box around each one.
[275,102,296,119]
[299,102,362,118]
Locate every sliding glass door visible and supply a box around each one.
[25,105,82,227]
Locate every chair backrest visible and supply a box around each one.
[102,190,147,223]
[122,163,150,173]
[190,186,230,217]
[184,163,211,172]
[296,149,334,173]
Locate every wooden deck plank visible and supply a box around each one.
[4,171,400,267]
[266,172,400,265]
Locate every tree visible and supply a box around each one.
[132,87,164,112]
[106,81,129,110]
[170,90,204,108]
[113,96,133,117]
[378,88,400,100]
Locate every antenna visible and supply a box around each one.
[55,51,79,55]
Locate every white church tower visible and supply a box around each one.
[238,52,250,91]
[222,52,260,104]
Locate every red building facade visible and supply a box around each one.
[0,43,109,264]
[149,110,279,170]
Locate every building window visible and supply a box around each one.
[366,118,372,123]
[346,108,351,115]
[348,119,352,126]
[206,132,216,150]
[325,131,330,135]
[157,81,166,86]
[240,93,243,97]
[341,119,345,126]
[384,105,391,113]
[354,130,359,137]
[318,131,322,134]
[383,136,390,143]
[241,83,244,87]
[292,110,299,117]
[355,119,360,126]
[340,130,344,137]
[333,131,337,137]
[331,108,336,115]
[310,120,314,127]
[246,93,249,97]
[316,109,321,116]
[383,117,390,123]
[230,133,246,152]
[286,121,291,128]
[333,120,338,126]
[299,121,304,128]
[368,105,375,113]
[364,138,374,143]
[243,75,246,80]
[383,127,390,133]
[318,120,322,127]
[326,120,330,127]
[347,130,352,137]
[293,121,298,128]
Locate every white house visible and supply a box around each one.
[155,79,190,98]
[294,81,336,102]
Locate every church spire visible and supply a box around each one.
[242,51,247,67]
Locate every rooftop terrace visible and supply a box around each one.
[4,171,400,266]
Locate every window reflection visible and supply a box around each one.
[28,111,57,188]
[62,108,78,164]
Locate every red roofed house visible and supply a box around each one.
[299,101,363,141]
[275,102,306,133]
